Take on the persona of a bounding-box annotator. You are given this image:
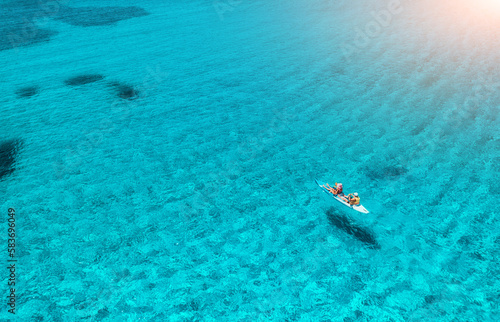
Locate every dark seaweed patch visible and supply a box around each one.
[1,1,58,51]
[16,86,39,98]
[363,164,408,180]
[326,208,380,249]
[55,6,149,27]
[349,275,366,292]
[0,139,22,180]
[425,294,439,304]
[0,2,149,51]
[65,74,105,86]
[109,81,139,100]
[382,165,408,177]
[0,28,56,51]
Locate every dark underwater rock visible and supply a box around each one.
[0,139,22,180]
[109,81,139,100]
[16,86,39,98]
[55,5,150,27]
[65,74,105,86]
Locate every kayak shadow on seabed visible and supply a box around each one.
[325,207,380,250]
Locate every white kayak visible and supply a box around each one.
[315,179,369,214]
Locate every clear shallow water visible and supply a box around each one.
[0,0,499,320]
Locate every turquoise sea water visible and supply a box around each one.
[1,0,499,320]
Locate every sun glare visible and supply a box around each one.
[447,0,500,28]
[478,0,500,10]
[459,0,500,16]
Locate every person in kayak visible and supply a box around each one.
[323,182,343,195]
[346,192,360,205]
